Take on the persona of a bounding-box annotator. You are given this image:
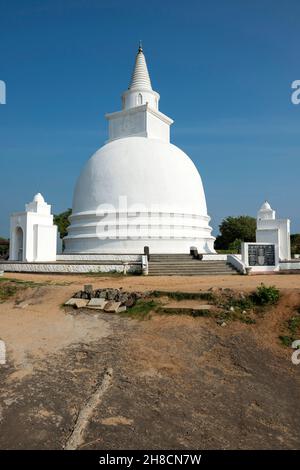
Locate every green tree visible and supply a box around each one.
[228,238,243,254]
[215,216,256,250]
[291,234,300,256]
[54,209,72,239]
[0,237,9,258]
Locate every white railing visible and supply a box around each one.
[227,254,246,274]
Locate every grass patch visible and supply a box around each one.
[279,335,294,347]
[120,285,280,326]
[0,282,18,302]
[159,307,212,318]
[124,299,159,319]
[0,277,69,287]
[222,296,254,311]
[0,277,39,287]
[216,309,256,324]
[288,315,300,336]
[209,284,280,325]
[279,307,300,347]
[151,290,215,302]
[0,277,66,303]
[87,270,141,277]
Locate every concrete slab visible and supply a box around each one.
[116,305,127,313]
[104,301,122,313]
[87,298,108,310]
[65,298,89,308]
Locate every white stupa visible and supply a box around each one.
[64,45,215,254]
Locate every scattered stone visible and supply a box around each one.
[209,287,218,292]
[84,284,93,295]
[119,292,128,303]
[15,301,29,309]
[73,291,82,299]
[70,287,149,312]
[136,291,147,300]
[104,301,122,313]
[221,322,227,327]
[116,305,127,313]
[230,306,235,312]
[80,291,90,300]
[124,294,136,308]
[87,298,108,310]
[106,289,120,301]
[65,298,89,308]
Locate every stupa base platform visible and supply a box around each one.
[0,253,229,275]
[0,258,142,274]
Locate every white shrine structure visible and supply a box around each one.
[256,201,291,261]
[64,44,215,254]
[9,193,58,262]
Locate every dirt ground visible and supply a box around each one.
[0,272,300,450]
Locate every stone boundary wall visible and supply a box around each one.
[0,262,142,274]
[56,254,142,262]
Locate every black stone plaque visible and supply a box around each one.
[248,244,275,266]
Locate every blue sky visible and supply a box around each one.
[0,0,299,238]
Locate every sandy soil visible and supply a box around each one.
[0,284,110,368]
[4,271,300,292]
[0,273,299,449]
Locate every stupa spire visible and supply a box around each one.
[129,43,152,91]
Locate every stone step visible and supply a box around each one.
[149,266,234,273]
[148,263,234,267]
[148,266,236,271]
[147,258,238,275]
[149,262,231,266]
[148,272,237,276]
[148,271,236,274]
[149,268,233,271]
[148,268,235,272]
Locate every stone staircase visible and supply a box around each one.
[148,254,238,276]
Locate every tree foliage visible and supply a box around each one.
[215,216,256,250]
[291,234,300,255]
[54,209,72,239]
[0,237,9,258]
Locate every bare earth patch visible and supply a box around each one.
[0,273,299,449]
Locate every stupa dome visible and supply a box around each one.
[64,46,215,254]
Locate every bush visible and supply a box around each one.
[251,284,280,306]
[279,335,294,347]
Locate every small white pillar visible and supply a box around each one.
[9,193,58,262]
[256,201,291,261]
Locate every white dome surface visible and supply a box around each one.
[64,137,215,254]
[73,137,207,215]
